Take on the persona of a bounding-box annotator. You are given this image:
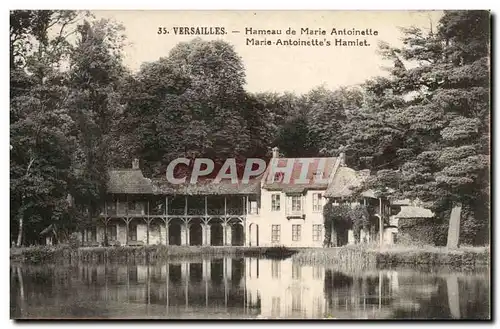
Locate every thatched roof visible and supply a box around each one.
[395,206,434,219]
[324,167,375,198]
[262,157,337,193]
[153,178,261,195]
[107,169,153,194]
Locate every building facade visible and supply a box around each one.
[79,149,402,248]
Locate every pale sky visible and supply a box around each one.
[93,10,443,94]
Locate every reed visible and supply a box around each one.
[11,245,299,264]
[293,245,377,271]
[292,244,490,269]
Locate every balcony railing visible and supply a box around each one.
[286,208,305,218]
[101,202,248,217]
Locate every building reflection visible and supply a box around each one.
[10,258,490,319]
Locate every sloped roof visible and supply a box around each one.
[262,157,337,192]
[395,206,434,219]
[40,224,55,236]
[108,169,154,194]
[153,178,261,195]
[391,199,411,205]
[324,166,375,198]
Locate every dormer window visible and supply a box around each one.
[274,172,284,183]
[314,170,323,179]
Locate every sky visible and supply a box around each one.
[93,10,443,94]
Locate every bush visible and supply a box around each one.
[69,232,80,249]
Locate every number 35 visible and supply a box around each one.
[157,27,168,34]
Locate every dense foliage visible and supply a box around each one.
[10,10,490,247]
[322,201,372,246]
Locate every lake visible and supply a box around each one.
[10,256,490,319]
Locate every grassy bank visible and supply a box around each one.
[293,245,490,270]
[10,245,298,265]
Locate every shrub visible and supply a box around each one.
[69,232,80,250]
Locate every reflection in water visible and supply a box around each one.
[10,258,490,319]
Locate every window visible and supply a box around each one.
[128,266,138,283]
[271,225,281,243]
[129,224,137,241]
[292,290,302,311]
[313,296,323,318]
[107,225,117,241]
[292,224,301,241]
[312,193,323,212]
[271,194,281,211]
[90,227,97,242]
[271,297,281,317]
[291,195,302,212]
[392,232,398,244]
[271,260,281,279]
[274,172,284,182]
[292,263,301,279]
[250,201,258,214]
[128,200,136,211]
[312,224,323,241]
[150,223,160,239]
[313,266,322,280]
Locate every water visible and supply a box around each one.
[10,257,490,319]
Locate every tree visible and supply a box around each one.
[67,18,128,232]
[306,86,363,158]
[346,10,490,247]
[124,38,256,176]
[10,10,82,246]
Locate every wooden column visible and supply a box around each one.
[184,196,188,216]
[226,224,232,246]
[125,218,129,246]
[165,197,169,246]
[165,264,170,309]
[181,223,187,246]
[146,219,150,245]
[201,224,207,246]
[379,198,383,248]
[204,196,208,216]
[224,197,227,216]
[164,219,170,246]
[206,224,211,246]
[103,218,108,246]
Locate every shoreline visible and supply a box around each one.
[10,244,490,267]
[292,245,490,270]
[10,245,300,264]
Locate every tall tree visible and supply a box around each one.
[67,18,128,226]
[346,10,490,246]
[10,10,81,246]
[125,38,253,176]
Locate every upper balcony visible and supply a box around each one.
[100,195,252,218]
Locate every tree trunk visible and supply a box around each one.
[447,203,462,249]
[16,156,35,248]
[446,275,461,319]
[16,212,23,247]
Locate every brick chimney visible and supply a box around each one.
[338,151,345,167]
[132,158,140,170]
[272,146,279,158]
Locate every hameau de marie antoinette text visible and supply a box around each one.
[245,27,378,47]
